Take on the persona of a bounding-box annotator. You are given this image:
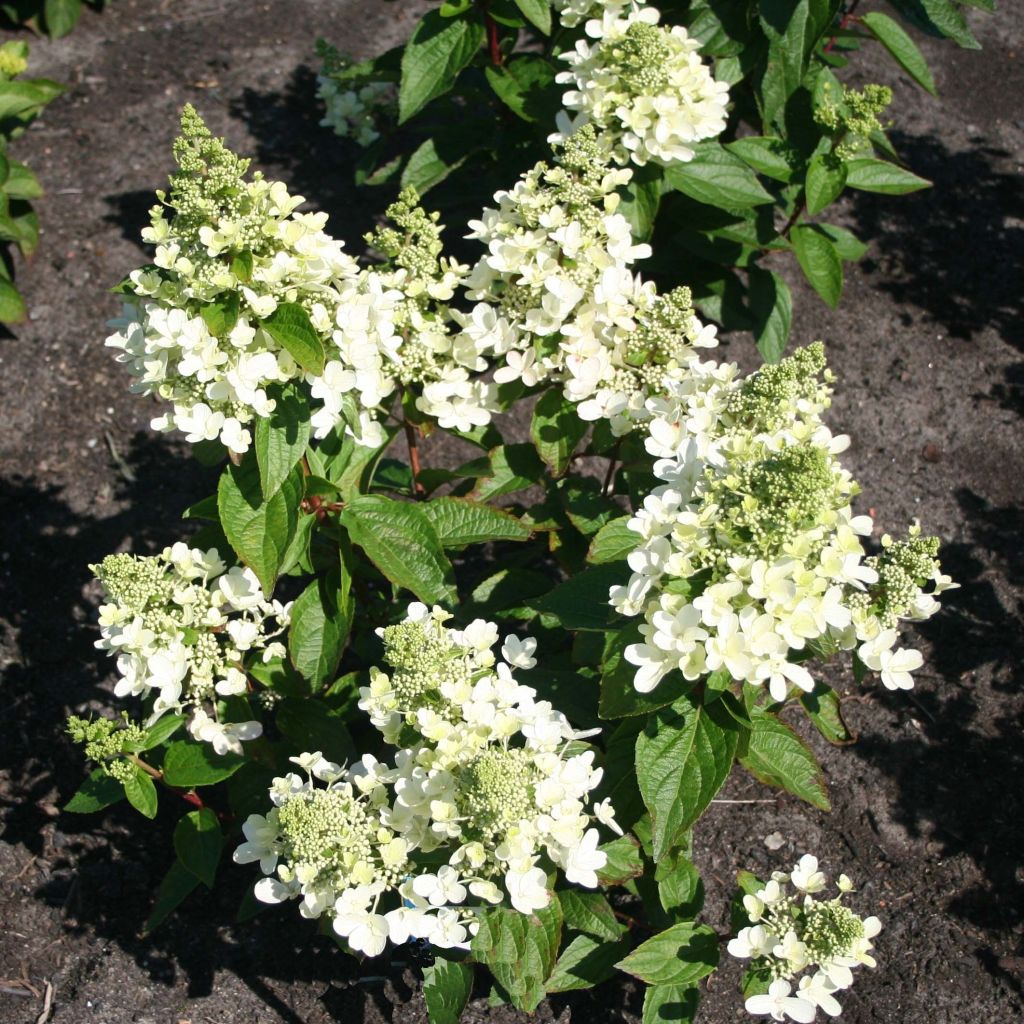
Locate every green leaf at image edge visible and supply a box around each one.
[422,958,474,1024]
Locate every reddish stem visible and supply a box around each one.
[404,418,427,498]
[824,0,862,54]
[484,7,503,67]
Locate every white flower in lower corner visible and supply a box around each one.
[188,708,262,756]
[798,972,843,1018]
[745,979,817,1023]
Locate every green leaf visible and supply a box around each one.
[815,223,868,261]
[401,136,472,194]
[531,388,590,476]
[596,835,644,886]
[599,625,692,719]
[288,563,352,686]
[514,0,551,34]
[255,384,311,500]
[231,250,254,282]
[800,684,853,744]
[217,453,303,594]
[0,276,27,323]
[545,933,630,993]
[162,740,245,788]
[739,707,830,809]
[141,714,185,751]
[422,958,474,1024]
[619,164,663,242]
[174,807,223,887]
[44,0,82,37]
[790,224,843,308]
[528,563,624,631]
[725,136,795,183]
[587,516,639,565]
[64,768,124,813]
[805,154,847,215]
[484,56,557,122]
[844,157,931,195]
[861,11,937,94]
[144,859,199,933]
[3,160,42,199]
[747,266,792,363]
[665,142,774,209]
[123,764,158,818]
[399,11,485,124]
[340,495,457,605]
[919,0,980,48]
[276,698,356,765]
[471,902,563,1012]
[0,80,64,121]
[636,695,740,860]
[472,443,546,501]
[261,302,326,375]
[199,291,240,337]
[758,0,839,103]
[558,891,625,941]
[615,922,720,986]
[655,849,705,919]
[419,496,533,548]
[643,983,700,1024]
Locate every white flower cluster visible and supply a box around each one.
[613,344,954,698]
[729,855,882,1022]
[106,109,498,454]
[551,0,642,29]
[91,543,289,755]
[236,604,618,956]
[462,126,717,433]
[551,5,730,167]
[318,77,394,147]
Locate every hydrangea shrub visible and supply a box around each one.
[66,1,978,1021]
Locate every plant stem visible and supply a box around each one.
[403,417,427,499]
[824,0,862,54]
[127,753,207,811]
[602,438,623,496]
[483,3,503,67]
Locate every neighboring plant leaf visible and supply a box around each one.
[861,11,938,94]
[587,516,640,565]
[531,388,590,476]
[261,302,326,375]
[419,496,533,547]
[643,983,700,1024]
[739,706,830,809]
[422,958,474,1024]
[64,768,125,813]
[615,921,720,987]
[255,384,311,500]
[173,807,223,887]
[162,740,245,788]
[143,859,200,933]
[844,157,931,194]
[790,224,843,308]
[545,933,630,993]
[123,763,158,818]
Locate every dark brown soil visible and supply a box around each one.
[0,2,1021,1022]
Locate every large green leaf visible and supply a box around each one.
[419,496,533,547]
[790,224,843,308]
[758,0,840,102]
[162,741,245,788]
[844,157,931,194]
[919,0,980,48]
[747,266,792,363]
[635,695,740,860]
[596,835,644,886]
[0,277,28,323]
[643,984,700,1024]
[739,707,830,809]
[558,890,625,942]
[725,136,796,183]
[805,154,847,215]
[143,859,199,933]
[619,163,663,242]
[531,388,590,476]
[587,516,639,565]
[173,807,223,887]
[340,495,457,606]
[255,384,311,500]
[800,684,853,744]
[514,0,551,34]
[288,561,352,686]
[422,958,474,1024]
[615,922,720,986]
[471,443,546,501]
[123,764,158,819]
[861,11,937,94]
[44,0,82,37]
[261,302,326,375]
[528,563,624,631]
[484,56,558,122]
[217,454,303,594]
[64,768,125,813]
[545,934,630,993]
[471,902,563,1012]
[399,10,485,123]
[665,142,774,209]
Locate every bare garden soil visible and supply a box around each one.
[0,2,1021,1022]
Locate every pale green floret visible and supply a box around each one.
[66,714,146,782]
[380,619,473,711]
[802,900,866,960]
[727,342,832,432]
[91,552,175,610]
[275,789,379,889]
[459,748,541,840]
[815,83,893,160]
[599,21,674,94]
[366,186,444,280]
[867,533,942,626]
[0,48,28,79]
